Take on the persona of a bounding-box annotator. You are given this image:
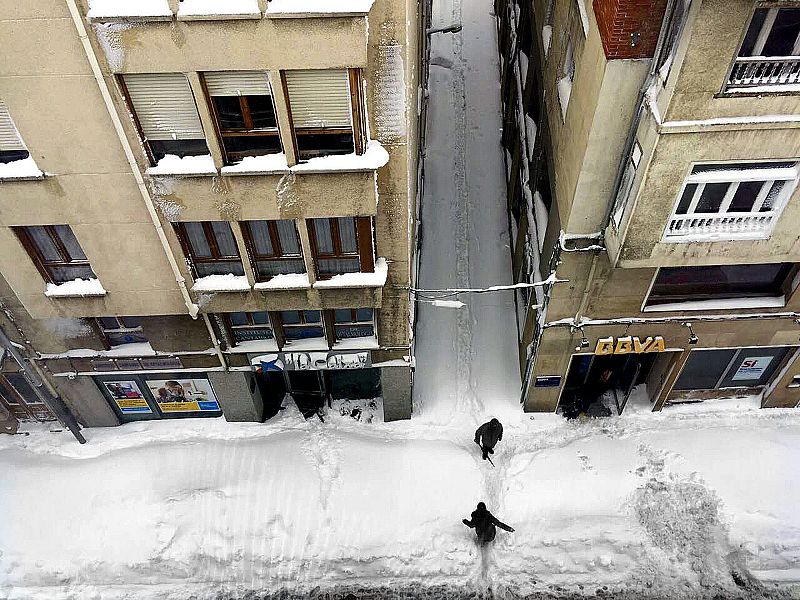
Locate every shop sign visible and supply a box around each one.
[731,356,773,381]
[102,380,152,415]
[534,376,562,388]
[145,378,220,412]
[594,336,666,355]
[253,351,372,371]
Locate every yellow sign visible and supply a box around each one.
[594,336,666,355]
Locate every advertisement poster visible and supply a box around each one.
[731,356,773,381]
[103,381,152,415]
[145,378,220,413]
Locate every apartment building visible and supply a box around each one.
[0,0,421,431]
[497,0,800,414]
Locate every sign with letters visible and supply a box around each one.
[594,336,666,355]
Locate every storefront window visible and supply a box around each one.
[674,346,793,391]
[334,308,375,340]
[96,374,221,421]
[226,312,274,344]
[280,310,324,341]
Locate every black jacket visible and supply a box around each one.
[474,419,503,450]
[463,506,514,543]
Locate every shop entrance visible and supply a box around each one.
[287,370,326,419]
[558,351,678,416]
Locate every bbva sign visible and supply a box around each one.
[594,335,666,355]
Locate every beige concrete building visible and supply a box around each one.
[497,0,800,414]
[0,0,422,429]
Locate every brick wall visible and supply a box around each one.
[593,0,668,59]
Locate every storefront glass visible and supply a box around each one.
[674,346,793,391]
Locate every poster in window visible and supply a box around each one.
[103,381,152,414]
[731,356,773,381]
[145,378,220,413]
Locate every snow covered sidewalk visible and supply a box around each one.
[1,401,799,599]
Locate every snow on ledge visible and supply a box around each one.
[291,141,389,174]
[44,278,107,298]
[177,0,261,20]
[220,154,289,176]
[266,0,374,18]
[644,296,786,313]
[87,0,172,21]
[0,157,44,182]
[253,273,311,291]
[313,258,387,289]
[191,274,251,293]
[145,154,217,177]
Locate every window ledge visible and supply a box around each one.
[724,83,800,96]
[145,154,217,177]
[87,0,172,22]
[0,157,45,182]
[44,278,108,298]
[191,274,251,293]
[220,154,289,176]
[253,273,311,291]
[643,296,786,313]
[265,0,374,18]
[313,257,387,289]
[177,0,262,20]
[226,339,279,354]
[291,140,389,174]
[39,342,157,359]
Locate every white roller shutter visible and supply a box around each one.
[0,101,26,152]
[204,71,271,96]
[284,69,352,129]
[123,73,205,141]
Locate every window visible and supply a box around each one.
[98,317,148,347]
[0,373,55,422]
[240,220,304,281]
[655,0,691,82]
[202,71,282,164]
[276,310,324,342]
[0,101,30,164]
[611,141,643,227]
[334,308,375,340]
[557,40,574,118]
[645,263,796,308]
[542,0,554,57]
[121,73,209,163]
[14,225,96,284]
[173,221,244,277]
[283,69,365,160]
[665,161,798,241]
[728,7,800,90]
[308,217,374,278]
[673,346,792,391]
[223,312,274,345]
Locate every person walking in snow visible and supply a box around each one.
[474,418,503,460]
[462,502,514,544]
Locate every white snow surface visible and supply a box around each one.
[291,140,389,173]
[265,0,375,17]
[1,401,799,598]
[177,0,261,19]
[313,257,388,288]
[145,154,216,176]
[43,278,107,298]
[253,273,311,290]
[87,0,172,19]
[0,157,43,180]
[190,273,251,292]
[219,153,289,175]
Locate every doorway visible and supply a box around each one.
[287,370,327,419]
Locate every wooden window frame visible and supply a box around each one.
[332,308,375,342]
[13,225,94,284]
[307,216,374,280]
[173,221,244,279]
[240,220,304,283]
[271,309,330,349]
[221,312,275,347]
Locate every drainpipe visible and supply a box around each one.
[64,0,199,321]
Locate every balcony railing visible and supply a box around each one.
[727,56,800,90]
[665,212,776,242]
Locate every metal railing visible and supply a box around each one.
[727,56,800,89]
[665,211,776,241]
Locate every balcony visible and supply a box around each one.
[726,56,800,92]
[665,211,777,242]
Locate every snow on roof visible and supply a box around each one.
[44,278,107,298]
[253,273,311,291]
[177,0,261,20]
[0,157,44,182]
[191,274,251,293]
[145,154,217,177]
[313,257,388,289]
[265,0,375,18]
[87,0,172,20]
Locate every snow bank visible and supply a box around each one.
[313,257,388,288]
[177,0,261,20]
[220,153,289,175]
[145,154,216,177]
[87,0,172,20]
[190,273,250,292]
[44,278,107,298]
[292,141,389,173]
[266,0,375,17]
[0,157,44,181]
[253,273,311,290]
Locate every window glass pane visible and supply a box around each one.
[229,312,248,326]
[247,221,274,256]
[275,220,300,255]
[728,180,764,212]
[221,134,282,158]
[649,263,792,304]
[120,317,142,328]
[149,139,209,162]
[53,225,87,261]
[673,349,737,390]
[692,161,796,173]
[280,310,301,324]
[284,325,324,340]
[251,312,270,325]
[195,261,244,277]
[338,218,357,253]
[212,96,247,130]
[763,9,800,56]
[233,327,273,343]
[739,8,768,56]
[26,226,61,261]
[4,373,42,405]
[762,180,786,212]
[303,310,321,323]
[318,258,360,276]
[356,308,373,322]
[184,223,212,258]
[247,95,278,129]
[296,132,354,160]
[211,222,239,257]
[718,346,792,388]
[675,183,697,214]
[255,259,305,278]
[99,317,121,329]
[335,323,375,339]
[312,219,334,253]
[48,264,95,283]
[107,331,148,346]
[696,183,728,213]
[335,309,353,323]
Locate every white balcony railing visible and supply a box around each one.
[665,211,776,241]
[727,56,800,90]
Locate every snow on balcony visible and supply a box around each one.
[87,0,172,21]
[145,154,217,177]
[291,141,389,174]
[191,274,251,292]
[177,0,261,20]
[0,157,44,182]
[220,154,289,176]
[265,0,375,18]
[253,273,311,291]
[664,212,778,242]
[726,56,800,92]
[313,258,388,289]
[44,278,107,298]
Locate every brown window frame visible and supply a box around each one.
[173,221,244,279]
[270,309,330,349]
[13,225,95,284]
[240,220,305,283]
[333,308,376,341]
[307,216,374,280]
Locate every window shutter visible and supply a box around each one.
[0,101,26,152]
[204,71,271,96]
[284,70,352,129]
[123,74,205,141]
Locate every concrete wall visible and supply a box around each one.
[54,376,120,427]
[381,365,412,420]
[208,371,264,422]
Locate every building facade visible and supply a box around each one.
[497,0,800,413]
[0,0,422,431]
